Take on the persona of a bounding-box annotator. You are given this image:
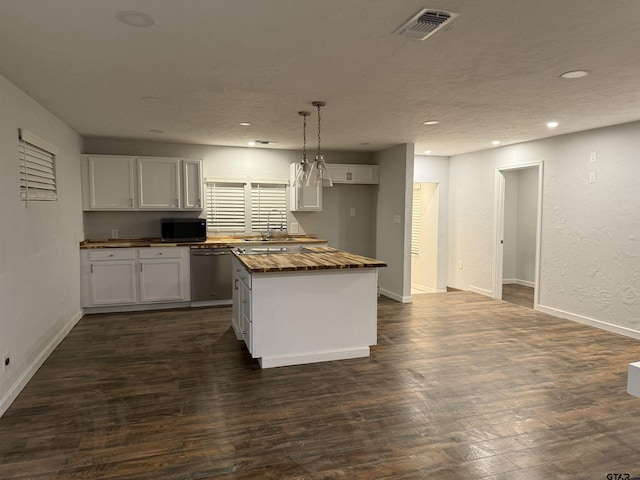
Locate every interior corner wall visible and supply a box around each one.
[0,73,84,416]
[448,121,640,335]
[374,143,414,302]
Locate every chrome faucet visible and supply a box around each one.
[265,209,285,240]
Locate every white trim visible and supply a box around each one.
[536,304,640,341]
[379,288,412,303]
[19,128,58,155]
[502,278,535,288]
[493,161,543,309]
[411,282,440,294]
[0,310,83,417]
[469,285,493,297]
[258,347,370,368]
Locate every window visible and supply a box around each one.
[251,183,287,232]
[18,129,58,201]
[205,182,245,232]
[205,180,287,233]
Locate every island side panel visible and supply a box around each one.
[251,268,378,368]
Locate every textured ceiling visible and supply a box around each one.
[1,0,639,156]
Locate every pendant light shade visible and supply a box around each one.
[307,101,332,187]
[292,111,311,188]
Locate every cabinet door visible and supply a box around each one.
[139,258,186,303]
[240,280,253,354]
[290,185,322,211]
[348,165,379,184]
[89,260,138,305]
[326,164,349,182]
[88,156,136,209]
[138,157,181,209]
[182,159,203,210]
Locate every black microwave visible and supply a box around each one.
[161,218,207,242]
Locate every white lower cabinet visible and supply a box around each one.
[81,247,190,310]
[232,257,253,353]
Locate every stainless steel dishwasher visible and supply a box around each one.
[190,248,233,305]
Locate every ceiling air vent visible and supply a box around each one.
[394,8,458,41]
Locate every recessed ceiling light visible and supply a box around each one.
[116,11,155,27]
[424,150,432,154]
[547,121,559,129]
[141,96,160,103]
[239,122,251,126]
[423,120,440,125]
[360,142,370,146]
[492,140,501,145]
[560,70,589,79]
[149,129,164,134]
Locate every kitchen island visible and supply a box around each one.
[232,247,387,368]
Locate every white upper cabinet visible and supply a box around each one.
[87,156,136,209]
[288,163,322,211]
[138,157,181,209]
[182,159,204,210]
[83,155,203,211]
[326,164,380,184]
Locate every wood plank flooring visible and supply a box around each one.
[1,292,640,479]
[502,284,534,309]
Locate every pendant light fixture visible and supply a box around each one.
[307,101,333,187]
[292,111,311,188]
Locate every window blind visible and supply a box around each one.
[205,182,246,231]
[19,129,58,201]
[411,184,421,256]
[251,183,287,232]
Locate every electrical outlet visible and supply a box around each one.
[2,352,10,373]
[290,222,299,234]
[589,172,597,183]
[590,151,597,163]
[110,229,119,239]
[350,208,356,217]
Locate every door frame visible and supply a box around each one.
[492,161,544,307]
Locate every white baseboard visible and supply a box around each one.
[468,285,493,297]
[379,288,412,303]
[503,279,535,288]
[0,309,84,417]
[258,347,370,368]
[536,304,640,340]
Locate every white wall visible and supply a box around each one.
[82,138,378,256]
[516,167,538,284]
[414,155,449,291]
[374,144,414,302]
[502,168,537,285]
[0,74,84,416]
[449,121,640,335]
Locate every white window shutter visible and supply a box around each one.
[205,182,246,231]
[250,183,287,232]
[19,129,58,201]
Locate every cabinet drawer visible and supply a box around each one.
[139,247,182,259]
[88,248,136,261]
[239,269,252,289]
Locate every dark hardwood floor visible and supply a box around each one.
[502,284,534,309]
[1,292,640,479]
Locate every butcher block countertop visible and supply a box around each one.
[234,247,387,273]
[79,236,327,249]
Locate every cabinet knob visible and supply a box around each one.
[242,300,247,304]
[109,254,114,257]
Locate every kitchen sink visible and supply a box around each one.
[242,237,294,242]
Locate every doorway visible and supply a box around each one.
[411,182,439,294]
[493,163,543,308]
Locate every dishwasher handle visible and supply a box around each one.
[191,251,231,257]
